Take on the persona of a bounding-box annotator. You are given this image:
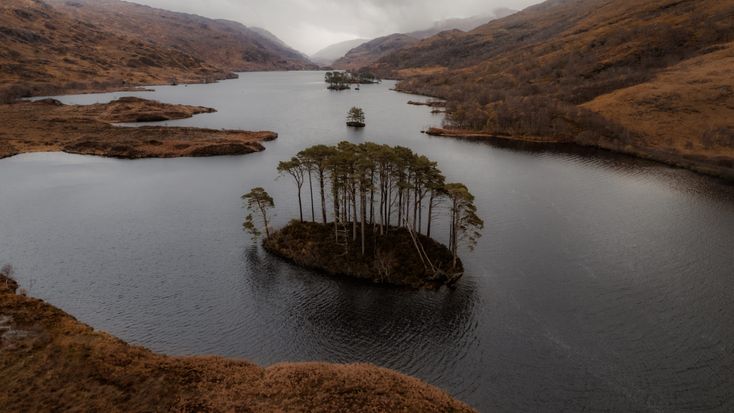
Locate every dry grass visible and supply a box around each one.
[370,0,734,178]
[0,0,314,98]
[0,98,277,159]
[582,42,734,159]
[397,66,449,78]
[0,274,475,413]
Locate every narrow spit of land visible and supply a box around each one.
[0,97,277,159]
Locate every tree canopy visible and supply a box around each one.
[347,107,365,126]
[276,142,483,268]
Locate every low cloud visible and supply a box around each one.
[129,0,542,54]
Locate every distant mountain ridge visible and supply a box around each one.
[310,39,369,66]
[331,10,516,70]
[0,0,316,98]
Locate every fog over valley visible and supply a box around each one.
[128,0,542,54]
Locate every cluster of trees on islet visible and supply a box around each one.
[243,142,483,270]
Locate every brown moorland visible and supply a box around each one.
[0,0,314,100]
[0,273,475,413]
[0,98,277,159]
[366,0,734,179]
[331,12,516,70]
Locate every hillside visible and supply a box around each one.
[0,0,314,100]
[0,273,475,412]
[582,41,734,165]
[334,34,420,70]
[48,0,314,72]
[371,0,734,178]
[332,11,511,70]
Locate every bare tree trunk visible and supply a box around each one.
[333,180,340,240]
[320,171,327,224]
[386,182,392,230]
[297,186,303,222]
[418,197,423,235]
[360,189,366,255]
[352,186,357,241]
[259,203,270,238]
[308,169,315,222]
[413,188,418,232]
[398,188,403,226]
[369,170,375,226]
[427,192,435,238]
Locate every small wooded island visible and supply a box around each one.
[243,142,483,289]
[346,107,366,128]
[324,71,380,90]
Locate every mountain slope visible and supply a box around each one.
[47,0,315,72]
[375,0,734,178]
[0,0,222,98]
[0,0,314,99]
[334,34,420,70]
[582,41,734,162]
[332,11,512,70]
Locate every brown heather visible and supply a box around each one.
[367,0,734,179]
[0,0,315,100]
[0,274,475,413]
[0,98,277,159]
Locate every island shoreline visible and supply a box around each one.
[263,221,464,290]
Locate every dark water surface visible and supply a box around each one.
[3,72,734,412]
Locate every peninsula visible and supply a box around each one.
[0,97,277,159]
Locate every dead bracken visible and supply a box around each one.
[0,98,277,159]
[0,272,476,412]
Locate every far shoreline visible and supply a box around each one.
[423,127,734,181]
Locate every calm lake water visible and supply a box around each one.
[3,71,734,412]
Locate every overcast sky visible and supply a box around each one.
[130,0,543,55]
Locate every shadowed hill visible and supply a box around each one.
[48,0,315,72]
[369,0,734,178]
[0,0,315,99]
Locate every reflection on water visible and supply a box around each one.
[2,72,734,412]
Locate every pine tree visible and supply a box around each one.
[444,183,484,267]
[346,107,366,127]
[242,187,275,239]
[277,157,306,222]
